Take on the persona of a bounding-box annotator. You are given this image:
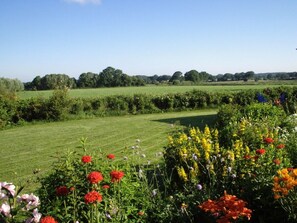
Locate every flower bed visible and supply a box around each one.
[1,102,297,222]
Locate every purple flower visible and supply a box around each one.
[196,184,203,190]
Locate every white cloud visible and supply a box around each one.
[64,0,101,5]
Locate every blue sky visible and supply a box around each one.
[1,0,297,82]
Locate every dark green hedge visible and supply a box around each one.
[1,86,297,129]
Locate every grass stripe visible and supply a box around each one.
[0,109,217,185]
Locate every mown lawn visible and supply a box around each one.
[0,109,217,185]
[17,81,297,99]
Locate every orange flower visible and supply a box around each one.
[199,191,252,222]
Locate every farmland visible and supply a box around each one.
[17,81,297,99]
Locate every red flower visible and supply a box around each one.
[110,170,125,182]
[40,216,58,223]
[264,137,274,144]
[56,186,69,196]
[107,154,115,159]
[273,159,281,165]
[84,191,103,204]
[277,144,285,149]
[87,171,104,184]
[243,155,251,160]
[82,155,92,163]
[256,149,266,155]
[102,184,110,189]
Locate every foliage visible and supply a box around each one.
[37,139,155,223]
[162,102,297,222]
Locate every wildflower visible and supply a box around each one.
[264,137,274,144]
[276,144,285,149]
[196,184,203,190]
[141,154,146,158]
[110,170,125,183]
[25,208,42,223]
[181,203,188,213]
[0,203,11,217]
[55,186,69,196]
[199,191,252,222]
[123,156,128,160]
[177,166,188,182]
[40,216,58,223]
[87,171,104,184]
[257,93,267,103]
[84,191,103,204]
[152,189,157,196]
[0,182,16,197]
[273,159,281,165]
[192,154,198,161]
[81,155,92,163]
[102,185,110,189]
[105,213,112,219]
[243,154,251,160]
[227,167,232,173]
[136,139,141,143]
[231,174,237,178]
[107,154,115,159]
[256,149,266,155]
[20,194,40,210]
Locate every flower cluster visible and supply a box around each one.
[199,191,252,223]
[273,168,297,199]
[110,170,125,183]
[0,182,50,223]
[81,155,92,163]
[84,191,103,204]
[87,171,104,184]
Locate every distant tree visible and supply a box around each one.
[157,75,171,82]
[184,70,210,83]
[184,70,199,82]
[77,72,98,88]
[244,71,255,81]
[169,71,183,82]
[0,77,24,96]
[31,76,42,90]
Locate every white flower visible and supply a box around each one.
[136,139,141,143]
[141,154,146,158]
[138,169,144,178]
[0,203,11,217]
[152,189,157,196]
[227,167,232,173]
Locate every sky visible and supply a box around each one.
[1,0,297,82]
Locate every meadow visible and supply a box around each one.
[17,81,297,99]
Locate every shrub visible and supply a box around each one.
[37,139,155,223]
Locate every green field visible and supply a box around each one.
[17,81,297,99]
[0,109,217,185]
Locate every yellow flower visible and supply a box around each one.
[177,166,188,182]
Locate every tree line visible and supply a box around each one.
[2,67,297,92]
